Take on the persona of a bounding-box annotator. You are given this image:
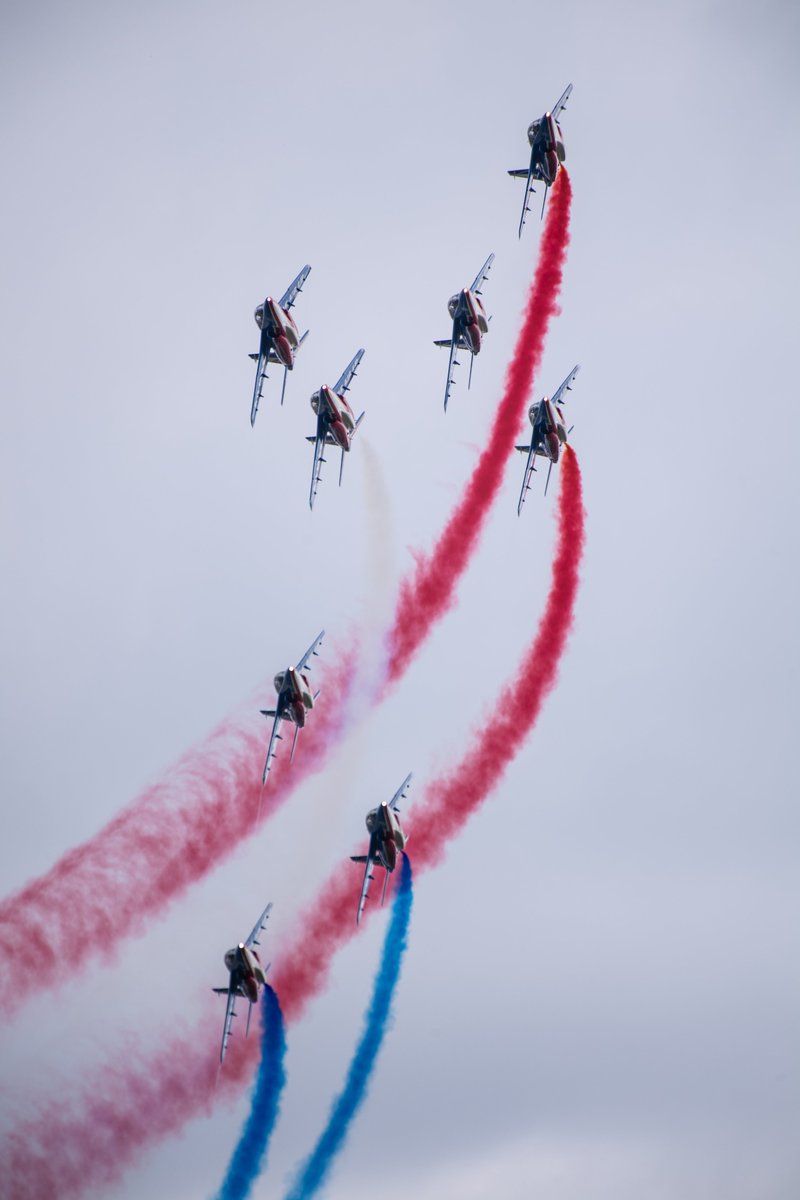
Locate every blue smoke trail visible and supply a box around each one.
[285,854,414,1200]
[214,984,287,1200]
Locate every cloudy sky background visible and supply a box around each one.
[1,0,799,1196]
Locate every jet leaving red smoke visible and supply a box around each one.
[387,169,573,682]
[0,172,572,1019]
[2,451,584,1200]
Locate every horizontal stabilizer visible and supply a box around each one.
[433,339,453,348]
[212,987,229,995]
[515,444,532,453]
[248,352,259,361]
[260,709,277,718]
[507,169,529,179]
[350,855,369,863]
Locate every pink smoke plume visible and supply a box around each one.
[386,169,573,682]
[1,450,584,1200]
[0,651,356,1018]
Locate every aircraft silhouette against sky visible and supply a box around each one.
[260,630,325,786]
[434,253,494,411]
[213,901,272,1065]
[508,83,572,234]
[249,264,311,425]
[516,364,580,511]
[306,349,366,509]
[350,773,412,924]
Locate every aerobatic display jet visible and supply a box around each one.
[213,901,272,1065]
[516,364,580,512]
[249,264,311,425]
[260,630,325,785]
[434,253,494,411]
[350,773,411,923]
[306,349,366,509]
[508,83,572,234]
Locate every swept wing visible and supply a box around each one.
[245,901,273,950]
[295,629,325,673]
[219,985,238,1064]
[469,253,494,296]
[353,833,379,925]
[279,264,311,311]
[332,348,365,396]
[260,709,284,785]
[550,362,580,408]
[552,83,573,123]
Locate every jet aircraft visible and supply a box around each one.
[434,253,494,411]
[508,83,572,234]
[213,901,272,1065]
[260,630,325,785]
[516,364,580,512]
[306,349,366,509]
[249,264,311,425]
[350,773,411,923]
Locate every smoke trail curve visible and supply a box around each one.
[0,450,584,1199]
[285,854,413,1200]
[0,652,356,1020]
[386,169,572,683]
[214,985,287,1200]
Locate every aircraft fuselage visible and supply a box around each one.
[254,298,301,369]
[223,942,266,1004]
[527,110,566,186]
[529,396,568,463]
[310,385,357,451]
[447,286,490,355]
[365,800,407,871]
[273,666,314,728]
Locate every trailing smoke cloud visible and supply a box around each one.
[0,451,585,1199]
[214,986,287,1200]
[386,169,573,683]
[0,653,356,1018]
[0,171,573,1020]
[284,855,413,1200]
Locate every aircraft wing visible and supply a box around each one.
[388,772,413,813]
[353,834,379,925]
[250,336,271,427]
[279,264,311,311]
[261,709,284,785]
[296,629,325,673]
[469,253,495,297]
[332,348,365,397]
[515,153,539,239]
[245,901,273,950]
[552,83,573,123]
[550,363,580,409]
[219,985,238,1064]
[516,439,541,516]
[308,413,327,510]
[442,324,462,412]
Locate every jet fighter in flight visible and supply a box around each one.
[306,349,366,509]
[249,264,311,425]
[508,84,572,234]
[260,630,325,785]
[516,364,580,512]
[434,253,494,411]
[350,773,411,923]
[213,901,272,1064]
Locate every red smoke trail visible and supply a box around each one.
[0,172,571,1019]
[1,451,584,1200]
[386,169,572,683]
[0,652,355,1019]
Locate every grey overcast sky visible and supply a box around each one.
[1,0,799,1197]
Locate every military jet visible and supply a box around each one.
[306,349,366,509]
[434,253,494,411]
[508,84,572,234]
[516,364,580,512]
[213,901,272,1064]
[350,773,411,923]
[260,630,325,785]
[249,264,311,425]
